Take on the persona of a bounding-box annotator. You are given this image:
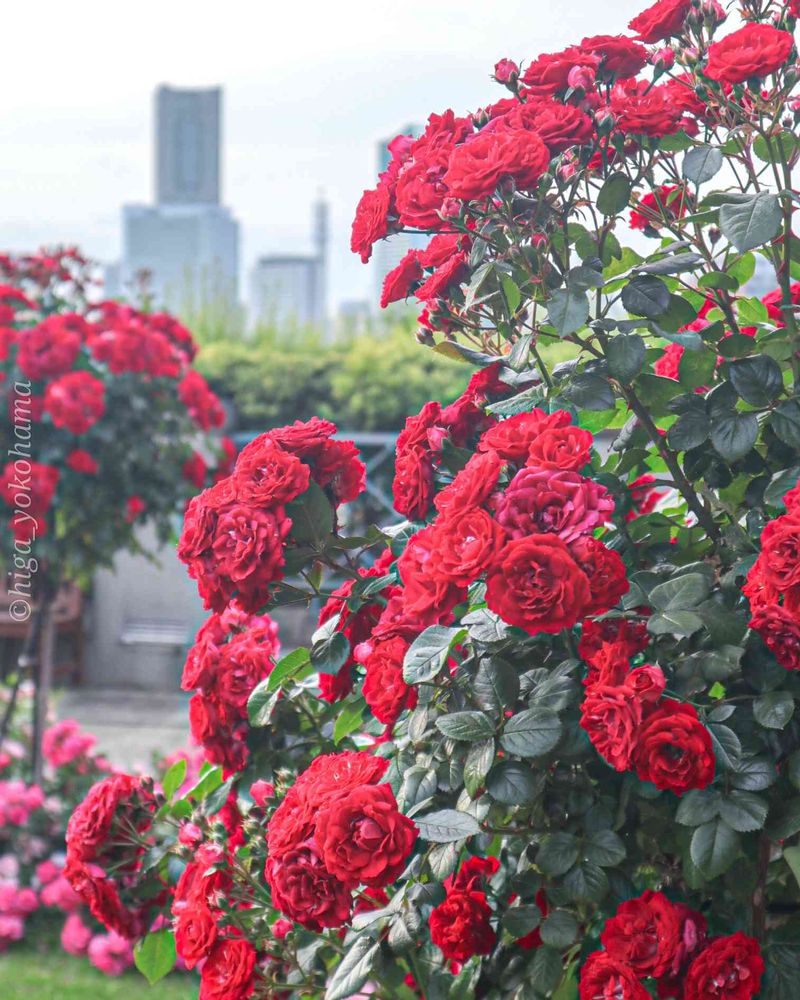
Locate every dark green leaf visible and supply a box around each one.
[621,275,671,318]
[718,791,769,833]
[333,700,364,744]
[649,573,710,611]
[530,948,564,994]
[486,760,540,805]
[647,610,704,638]
[690,819,740,878]
[728,356,783,406]
[310,617,350,676]
[503,904,542,938]
[679,347,717,389]
[606,334,646,383]
[562,862,609,902]
[683,146,723,185]
[414,809,481,843]
[537,833,579,877]
[710,411,759,462]
[563,373,615,411]
[709,724,742,771]
[403,626,464,685]
[771,400,800,449]
[753,690,795,730]
[463,739,495,797]
[247,679,281,726]
[637,253,704,276]
[731,756,778,792]
[719,192,782,252]
[473,657,520,712]
[500,709,562,758]
[676,788,721,827]
[325,937,380,1000]
[285,480,333,544]
[584,830,626,868]
[765,798,800,840]
[546,288,590,337]
[161,758,186,800]
[436,711,494,742]
[268,647,313,692]
[597,173,632,215]
[668,409,710,451]
[540,910,580,949]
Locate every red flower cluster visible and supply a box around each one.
[183,603,280,771]
[582,893,761,1000]
[580,635,715,795]
[430,856,498,962]
[745,479,800,670]
[43,371,105,434]
[88,302,196,379]
[178,419,365,612]
[704,23,795,85]
[265,752,416,930]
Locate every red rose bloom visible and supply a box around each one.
[430,890,496,961]
[44,371,105,434]
[610,80,683,137]
[398,525,467,625]
[444,130,551,201]
[495,467,613,543]
[182,451,207,489]
[65,773,140,863]
[749,604,800,671]
[0,460,59,515]
[579,951,649,1000]
[415,250,469,303]
[704,24,794,85]
[580,35,649,78]
[759,512,800,590]
[485,534,590,635]
[684,933,764,1000]
[178,371,225,430]
[351,183,391,263]
[569,537,629,617]
[629,0,691,43]
[175,903,218,970]
[66,449,98,475]
[478,409,572,463]
[393,401,443,519]
[233,436,310,506]
[630,185,689,232]
[426,508,505,585]
[521,47,601,96]
[493,100,595,153]
[633,700,715,795]
[266,785,316,861]
[381,250,423,308]
[579,617,649,664]
[435,449,504,516]
[580,683,643,771]
[265,848,353,931]
[296,750,389,808]
[315,783,417,888]
[600,890,682,978]
[395,160,450,231]
[527,425,593,472]
[17,317,81,380]
[362,636,417,726]
[199,938,256,1000]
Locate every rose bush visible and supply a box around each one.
[67,2,800,998]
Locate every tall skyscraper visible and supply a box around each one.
[250,196,328,332]
[109,86,239,311]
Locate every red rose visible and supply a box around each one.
[233,436,310,507]
[0,460,59,515]
[178,370,225,430]
[398,525,467,625]
[493,100,595,153]
[527,424,593,472]
[610,80,684,137]
[213,626,276,715]
[430,890,496,961]
[600,890,682,978]
[580,683,643,771]
[313,439,366,505]
[395,159,450,230]
[183,451,208,489]
[435,449,504,516]
[626,664,666,703]
[362,636,417,726]
[654,341,684,380]
[759,512,800,589]
[415,250,469,303]
[580,35,649,78]
[579,951,649,1000]
[684,933,764,1000]
[444,130,551,201]
[315,783,416,888]
[629,0,692,43]
[265,417,337,459]
[749,604,800,671]
[381,250,423,308]
[65,773,141,863]
[478,409,572,463]
[579,617,649,664]
[705,24,795,85]
[630,185,689,232]
[295,751,389,808]
[266,785,316,861]
[569,537,629,616]
[17,316,81,380]
[175,903,218,970]
[44,371,105,434]
[351,183,391,263]
[393,401,443,519]
[419,233,469,269]
[521,47,601,97]
[762,281,800,326]
[172,842,231,913]
[449,855,500,892]
[265,848,352,931]
[199,938,256,1000]
[495,467,613,543]
[485,534,590,635]
[66,449,98,475]
[425,508,505,585]
[633,700,715,795]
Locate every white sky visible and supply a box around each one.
[0,0,638,311]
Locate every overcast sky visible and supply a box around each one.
[1,0,639,311]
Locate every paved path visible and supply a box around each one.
[56,688,191,771]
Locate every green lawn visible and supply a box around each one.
[0,945,197,1000]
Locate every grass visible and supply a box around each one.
[0,944,197,1000]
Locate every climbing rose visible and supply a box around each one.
[683,933,764,1000]
[633,700,715,795]
[704,24,794,84]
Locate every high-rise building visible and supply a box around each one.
[250,197,328,332]
[110,85,239,310]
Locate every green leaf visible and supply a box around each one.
[436,711,494,742]
[500,709,562,758]
[690,819,740,879]
[753,690,795,730]
[634,373,681,413]
[649,573,710,611]
[597,173,632,215]
[621,275,671,318]
[562,373,615,411]
[679,347,717,390]
[503,904,542,937]
[683,145,723,185]
[584,830,626,868]
[718,791,769,833]
[486,760,540,805]
[473,657,520,712]
[161,758,186,800]
[606,334,646,383]
[310,616,351,676]
[719,192,782,252]
[268,646,312,692]
[463,739,495,798]
[784,846,800,889]
[637,253,704,276]
[540,910,580,949]
[562,862,609,902]
[285,479,334,544]
[414,809,481,843]
[186,764,223,802]
[731,756,778,792]
[728,355,784,406]
[536,833,579,877]
[325,937,380,1000]
[698,271,739,292]
[765,798,800,840]
[648,610,704,638]
[133,930,176,986]
[530,948,565,994]
[753,130,799,162]
[710,411,759,462]
[709,723,742,772]
[247,679,280,726]
[546,287,590,337]
[403,626,464,685]
[501,273,522,315]
[668,409,710,451]
[677,788,721,827]
[771,400,800,449]
[333,700,364,744]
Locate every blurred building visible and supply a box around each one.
[249,197,328,331]
[109,85,239,309]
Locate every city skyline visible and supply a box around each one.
[0,0,638,311]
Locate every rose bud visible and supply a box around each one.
[493,58,519,86]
